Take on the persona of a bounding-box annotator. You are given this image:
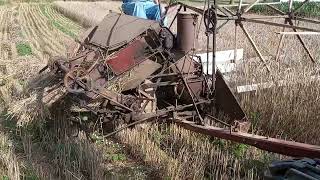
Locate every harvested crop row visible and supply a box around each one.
[0,8,10,41]
[0,4,81,86]
[118,123,269,179]
[0,8,13,62]
[0,9,6,58]
[21,4,64,57]
[19,4,47,59]
[39,4,80,38]
[0,4,85,179]
[43,4,81,31]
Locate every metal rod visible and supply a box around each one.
[196,0,207,39]
[212,2,217,91]
[158,0,163,25]
[180,3,204,14]
[103,117,154,138]
[178,69,204,124]
[243,18,320,32]
[169,5,182,29]
[244,0,259,13]
[277,32,320,35]
[287,18,316,63]
[216,5,230,17]
[217,17,237,20]
[206,0,210,76]
[275,25,286,62]
[288,0,293,13]
[242,15,287,20]
[295,17,320,25]
[182,76,204,123]
[220,2,280,7]
[239,23,271,73]
[293,0,310,14]
[92,89,134,112]
[266,4,286,15]
[175,120,320,159]
[207,114,231,127]
[238,0,243,12]
[223,7,236,16]
[234,24,238,63]
[217,20,229,32]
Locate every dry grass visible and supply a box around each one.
[231,59,320,145]
[0,3,87,179]
[7,93,49,126]
[53,1,122,28]
[118,123,276,179]
[0,132,20,180]
[0,3,80,123]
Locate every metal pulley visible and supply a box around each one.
[204,7,217,34]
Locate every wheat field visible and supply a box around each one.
[1,1,320,180]
[53,1,122,27]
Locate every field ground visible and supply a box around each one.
[0,3,159,179]
[0,1,320,179]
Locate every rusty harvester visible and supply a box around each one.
[39,1,320,161]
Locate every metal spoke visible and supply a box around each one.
[217,20,230,32]
[266,4,286,15]
[277,32,320,35]
[242,15,287,20]
[238,0,243,13]
[293,0,310,14]
[216,5,230,17]
[287,19,316,63]
[275,23,287,62]
[239,23,271,72]
[243,18,320,32]
[223,7,236,16]
[196,0,207,38]
[295,17,320,25]
[212,0,218,84]
[206,0,210,75]
[169,5,182,29]
[288,0,293,13]
[234,24,238,63]
[220,2,280,7]
[243,0,260,13]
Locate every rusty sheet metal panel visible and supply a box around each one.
[176,56,203,100]
[170,55,204,103]
[90,13,160,50]
[107,59,161,92]
[106,39,148,75]
[215,69,246,122]
[121,60,161,91]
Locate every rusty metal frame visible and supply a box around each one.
[175,119,320,158]
[162,1,320,159]
[43,0,320,161]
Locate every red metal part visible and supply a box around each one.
[175,120,320,158]
[106,39,148,75]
